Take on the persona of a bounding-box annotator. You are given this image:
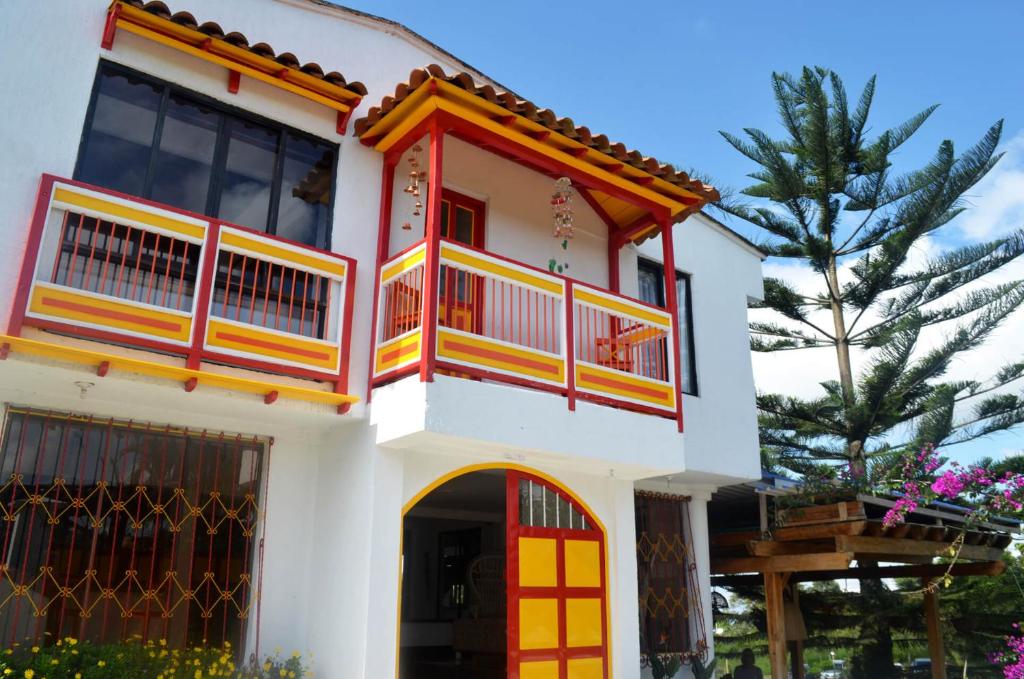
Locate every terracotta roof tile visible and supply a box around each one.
[123,0,368,98]
[354,64,717,202]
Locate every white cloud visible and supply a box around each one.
[958,130,1024,240]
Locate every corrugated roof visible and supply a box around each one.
[354,64,719,203]
[123,0,368,97]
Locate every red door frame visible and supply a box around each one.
[506,470,610,679]
[435,188,487,335]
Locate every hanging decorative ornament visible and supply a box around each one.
[404,144,428,217]
[551,176,575,239]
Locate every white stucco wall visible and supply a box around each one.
[636,213,765,487]
[0,2,765,677]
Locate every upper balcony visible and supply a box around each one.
[357,66,720,471]
[372,237,679,419]
[3,174,358,411]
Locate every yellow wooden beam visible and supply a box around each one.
[114,2,359,113]
[0,334,357,407]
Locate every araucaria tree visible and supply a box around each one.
[721,67,1024,476]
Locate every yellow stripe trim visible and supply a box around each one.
[375,330,422,373]
[440,245,563,295]
[436,329,565,383]
[381,248,426,283]
[53,187,206,241]
[206,319,339,372]
[0,334,357,406]
[573,288,670,327]
[575,364,675,409]
[115,10,357,113]
[29,285,192,343]
[220,230,346,278]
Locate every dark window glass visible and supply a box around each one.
[0,409,264,651]
[637,260,698,396]
[454,206,474,244]
[77,70,161,197]
[276,133,335,246]
[217,119,278,232]
[149,94,220,214]
[75,63,336,249]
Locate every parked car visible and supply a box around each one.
[820,659,847,679]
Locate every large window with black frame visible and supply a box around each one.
[75,61,338,250]
[0,408,266,651]
[637,259,698,395]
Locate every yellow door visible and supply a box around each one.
[507,472,608,679]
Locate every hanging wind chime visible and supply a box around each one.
[401,144,427,230]
[548,176,576,273]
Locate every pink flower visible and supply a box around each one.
[931,471,965,498]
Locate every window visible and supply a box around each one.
[637,259,698,395]
[76,62,337,249]
[0,409,265,650]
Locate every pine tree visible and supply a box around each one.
[718,67,1024,678]
[718,67,1024,476]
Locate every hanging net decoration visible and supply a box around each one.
[551,176,576,239]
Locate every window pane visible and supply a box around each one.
[637,265,662,307]
[275,134,334,247]
[676,276,697,395]
[454,206,474,245]
[77,69,162,196]
[149,94,220,214]
[0,410,263,650]
[217,119,278,232]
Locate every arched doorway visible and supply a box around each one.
[399,467,609,679]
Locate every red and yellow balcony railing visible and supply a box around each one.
[371,237,678,421]
[5,175,358,410]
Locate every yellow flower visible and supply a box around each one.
[288,673,296,679]
[263,663,271,671]
[292,651,301,659]
[23,671,34,679]
[160,639,167,647]
[30,647,39,654]
[75,675,82,679]
[4,670,12,676]
[97,661,106,667]
[279,670,286,678]
[67,638,77,646]
[193,670,202,679]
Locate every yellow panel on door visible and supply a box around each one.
[567,656,604,679]
[564,539,601,588]
[565,598,603,647]
[521,659,560,679]
[519,598,559,650]
[519,537,557,587]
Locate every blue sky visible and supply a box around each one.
[344,0,1024,462]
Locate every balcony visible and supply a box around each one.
[371,237,680,422]
[4,175,358,410]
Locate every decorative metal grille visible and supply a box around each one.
[0,409,266,650]
[635,491,707,662]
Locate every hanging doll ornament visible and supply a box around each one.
[551,176,575,239]
[403,144,427,226]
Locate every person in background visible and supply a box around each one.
[734,648,764,679]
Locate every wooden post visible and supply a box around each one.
[923,579,946,679]
[420,121,444,382]
[658,217,684,432]
[764,572,788,679]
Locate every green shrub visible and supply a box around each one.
[0,637,312,678]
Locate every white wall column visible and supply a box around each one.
[686,489,716,670]
[610,477,642,678]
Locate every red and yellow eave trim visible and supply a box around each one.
[0,335,358,408]
[356,78,704,221]
[104,1,362,132]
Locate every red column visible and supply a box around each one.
[365,156,396,400]
[659,217,685,432]
[420,121,445,382]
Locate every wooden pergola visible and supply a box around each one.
[709,488,1016,679]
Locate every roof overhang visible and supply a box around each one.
[355,68,719,240]
[105,1,367,132]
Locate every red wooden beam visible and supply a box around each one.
[493,115,517,126]
[227,70,241,94]
[183,377,198,392]
[97,361,110,377]
[568,147,589,158]
[263,390,279,405]
[101,3,120,50]
[531,130,551,142]
[420,121,445,382]
[612,214,656,248]
[601,163,623,174]
[577,187,620,232]
[365,157,396,403]
[659,218,685,434]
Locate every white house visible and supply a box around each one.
[0,2,764,677]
